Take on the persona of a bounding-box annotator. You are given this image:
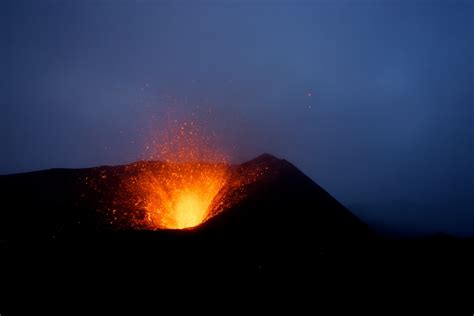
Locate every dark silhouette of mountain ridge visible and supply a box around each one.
[0,153,371,245]
[1,154,473,314]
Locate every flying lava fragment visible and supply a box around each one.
[102,119,236,230]
[129,161,230,229]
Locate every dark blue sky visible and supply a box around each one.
[2,0,473,236]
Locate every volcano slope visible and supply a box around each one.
[0,154,472,311]
[0,154,371,246]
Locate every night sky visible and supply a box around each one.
[2,1,473,236]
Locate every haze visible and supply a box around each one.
[2,0,473,236]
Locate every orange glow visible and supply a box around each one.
[133,162,229,229]
[120,119,231,230]
[85,117,267,231]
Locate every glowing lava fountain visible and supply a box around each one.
[123,120,232,230]
[132,162,229,229]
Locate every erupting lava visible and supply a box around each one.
[133,162,229,229]
[85,117,265,231]
[122,119,231,230]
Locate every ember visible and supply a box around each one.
[124,119,230,229]
[131,161,229,229]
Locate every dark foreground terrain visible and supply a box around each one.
[1,154,473,313]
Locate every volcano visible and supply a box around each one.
[0,153,375,279]
[0,153,370,244]
[1,154,473,313]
